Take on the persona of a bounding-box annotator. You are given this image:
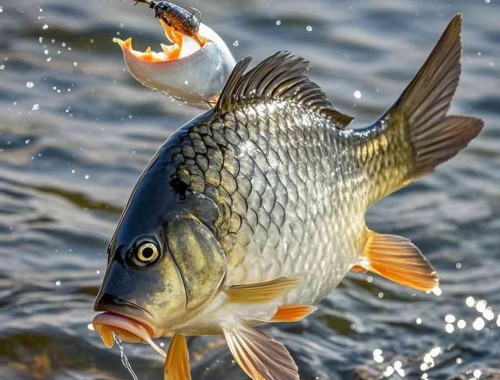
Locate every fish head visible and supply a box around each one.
[94,150,227,341]
[114,18,236,108]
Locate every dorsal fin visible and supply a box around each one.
[215,51,354,128]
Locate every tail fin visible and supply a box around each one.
[358,14,483,204]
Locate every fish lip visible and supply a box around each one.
[93,298,159,338]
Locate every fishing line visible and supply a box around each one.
[114,334,140,380]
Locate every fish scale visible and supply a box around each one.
[165,100,367,305]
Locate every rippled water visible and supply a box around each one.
[1,0,499,379]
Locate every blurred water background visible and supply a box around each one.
[0,0,499,379]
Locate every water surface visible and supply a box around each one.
[0,0,499,379]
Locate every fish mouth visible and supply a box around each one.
[113,18,207,64]
[92,304,166,357]
[113,13,235,107]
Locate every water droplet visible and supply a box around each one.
[42,24,48,30]
[233,40,239,47]
[32,104,39,111]
[445,314,456,323]
[374,355,384,363]
[373,348,384,363]
[25,139,31,144]
[0,65,5,70]
[354,90,362,99]
[416,318,422,325]
[466,296,475,307]
[84,174,90,180]
[26,81,34,88]
[456,262,461,269]
[184,80,189,85]
[306,25,313,32]
[476,299,487,312]
[457,319,466,329]
[73,61,78,67]
[432,287,442,296]
[445,324,454,333]
[276,20,281,26]
[383,366,394,377]
[473,369,482,379]
[483,308,495,321]
[0,6,3,12]
[485,0,491,3]
[430,347,442,357]
[87,323,94,331]
[55,280,61,286]
[472,317,485,331]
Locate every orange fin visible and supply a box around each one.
[224,325,299,380]
[351,265,367,273]
[360,230,439,291]
[164,334,191,380]
[224,277,301,303]
[271,305,317,323]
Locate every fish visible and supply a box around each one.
[114,1,235,107]
[93,14,483,380]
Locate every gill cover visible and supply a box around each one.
[167,214,226,310]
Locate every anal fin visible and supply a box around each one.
[224,325,299,380]
[359,230,438,291]
[224,277,301,303]
[164,334,191,380]
[271,304,317,323]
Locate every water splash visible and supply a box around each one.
[114,334,139,380]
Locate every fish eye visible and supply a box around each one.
[136,242,159,264]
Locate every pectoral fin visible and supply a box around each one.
[224,277,301,303]
[224,325,299,380]
[359,230,438,291]
[271,304,317,323]
[164,334,191,380]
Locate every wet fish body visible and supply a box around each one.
[94,15,483,380]
[162,99,363,311]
